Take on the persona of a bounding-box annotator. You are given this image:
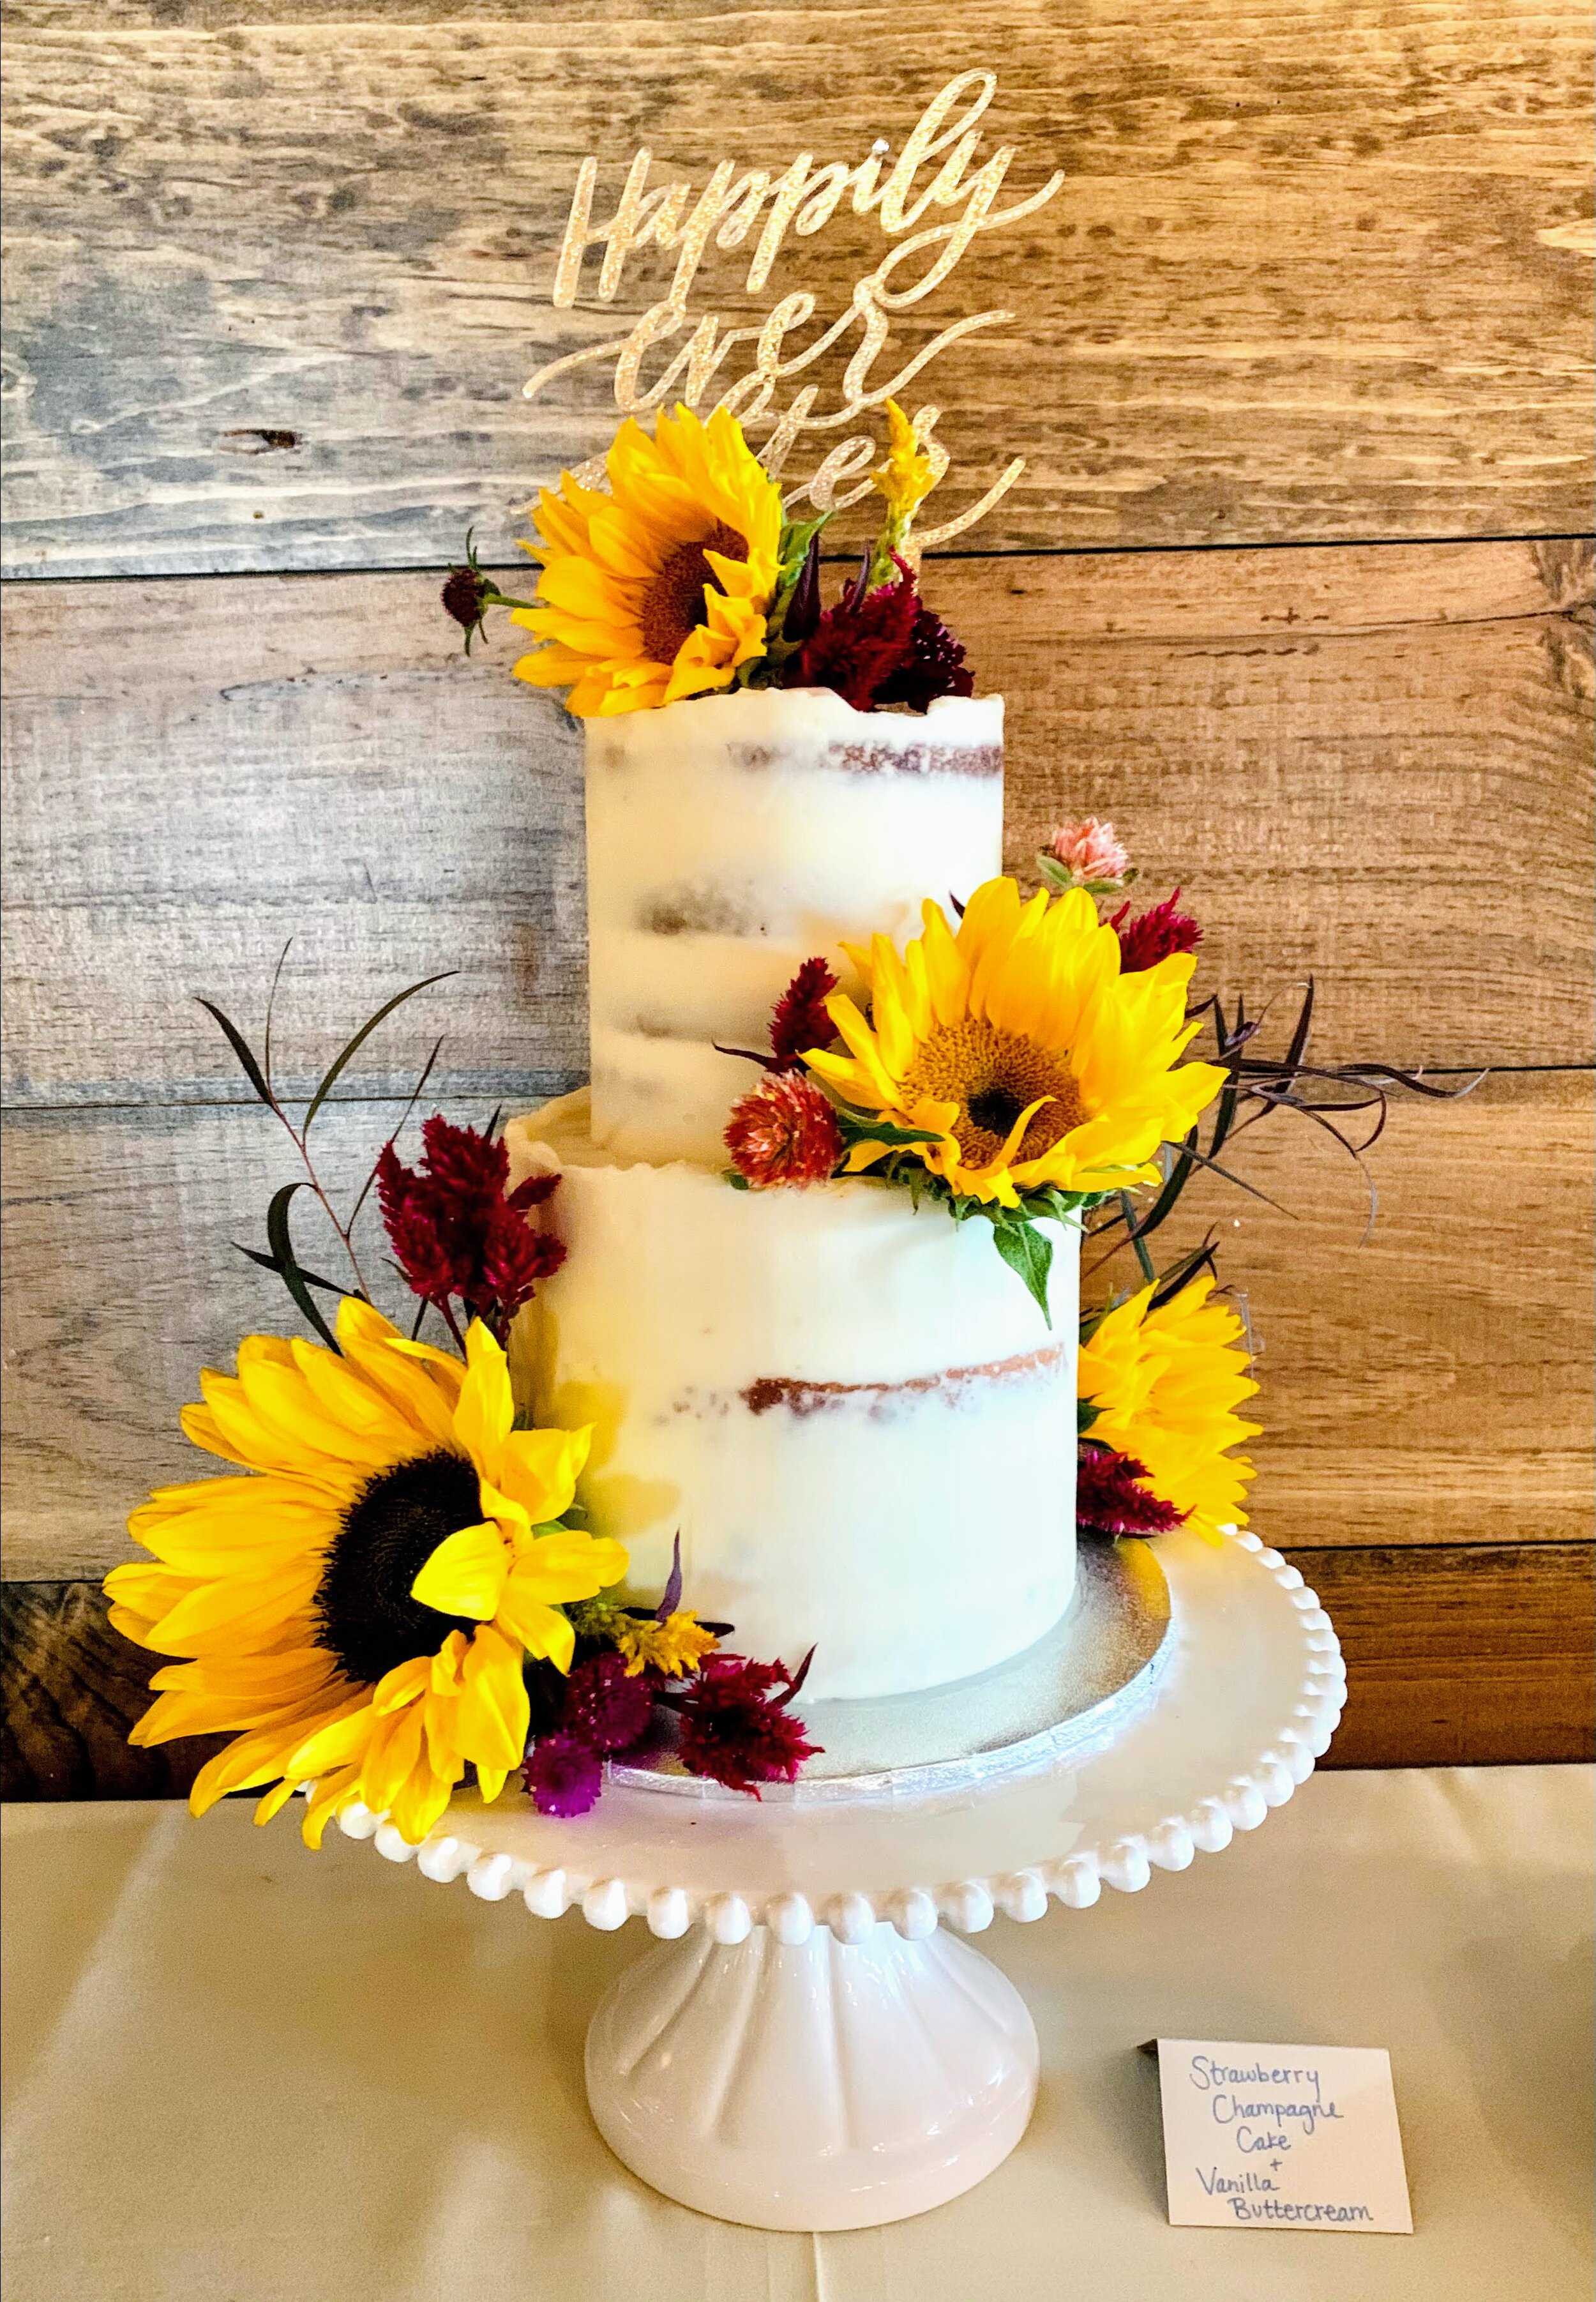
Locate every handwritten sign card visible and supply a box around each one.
[1156,2040,1413,2234]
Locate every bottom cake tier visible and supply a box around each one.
[505,1090,1080,1702]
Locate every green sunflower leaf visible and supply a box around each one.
[833,1108,947,1150]
[991,1216,1054,1328]
[302,971,456,1134]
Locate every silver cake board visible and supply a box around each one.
[608,1536,1173,1804]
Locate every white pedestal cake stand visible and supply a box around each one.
[335,1530,1344,2232]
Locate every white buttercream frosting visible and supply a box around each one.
[506,1091,1079,1702]
[583,686,1004,1167]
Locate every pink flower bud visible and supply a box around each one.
[1044,819,1131,888]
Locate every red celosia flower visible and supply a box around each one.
[525,1732,603,1818]
[769,956,839,1068]
[1076,1445,1188,1538]
[874,602,974,711]
[797,559,921,709]
[557,1651,656,1754]
[377,1115,565,1342]
[674,1654,821,1796]
[725,1071,843,1188]
[1111,890,1203,973]
[796,555,973,713]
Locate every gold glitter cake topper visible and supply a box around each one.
[524,70,1063,547]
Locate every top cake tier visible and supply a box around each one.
[583,686,1005,1165]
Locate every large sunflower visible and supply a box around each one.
[511,404,784,716]
[104,1299,626,1847]
[804,877,1228,1208]
[1078,1274,1261,1540]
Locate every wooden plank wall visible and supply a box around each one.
[3,0,1592,1796]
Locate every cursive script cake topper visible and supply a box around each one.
[523,70,1063,548]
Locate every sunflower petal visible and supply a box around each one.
[409,1520,507,1621]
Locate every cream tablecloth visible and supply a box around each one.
[3,1767,1591,2301]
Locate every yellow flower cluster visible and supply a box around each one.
[1077,1275,1261,1541]
[615,1609,721,1679]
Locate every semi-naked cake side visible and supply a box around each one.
[506,1089,1079,1702]
[585,685,1005,1167]
[510,685,1081,1704]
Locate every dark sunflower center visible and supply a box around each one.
[638,520,746,665]
[966,1085,1026,1138]
[313,1450,484,1688]
[900,1017,1086,1170]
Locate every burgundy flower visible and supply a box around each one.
[377,1115,565,1341]
[769,956,839,1069]
[1076,1445,1188,1539]
[1111,890,1203,973]
[797,564,921,710]
[873,603,974,712]
[525,1732,603,1819]
[725,1071,843,1188]
[441,563,492,637]
[674,1653,820,1796]
[557,1651,656,1754]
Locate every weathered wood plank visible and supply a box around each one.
[1304,1543,1595,1768]
[1136,1069,1595,1555]
[2,1073,1590,1579]
[4,1545,1588,1795]
[0,1581,227,1799]
[4,540,1590,1108]
[3,1,1590,575]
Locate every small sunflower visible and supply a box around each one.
[511,404,784,717]
[105,1299,626,1847]
[1077,1274,1262,1541]
[803,876,1228,1208]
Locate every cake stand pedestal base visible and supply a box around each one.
[585,1919,1039,2230]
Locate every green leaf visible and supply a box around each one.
[1078,1398,1101,1435]
[834,1110,947,1151]
[232,1241,349,1298]
[263,1182,342,1349]
[775,508,834,584]
[991,1216,1054,1328]
[196,999,274,1109]
[303,972,456,1133]
[723,1169,752,1191]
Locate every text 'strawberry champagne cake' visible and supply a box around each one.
[109,395,1287,1848]
[492,404,1225,1702]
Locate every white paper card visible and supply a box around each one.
[1156,2039,1412,2233]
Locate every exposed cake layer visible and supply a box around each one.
[506,1091,1079,1702]
[584,687,1004,1167]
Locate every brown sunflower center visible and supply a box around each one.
[900,1017,1085,1170]
[638,520,747,665]
[313,1451,483,1688]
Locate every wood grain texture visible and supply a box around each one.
[3,1073,1590,1579]
[4,539,1590,1110]
[1304,1543,1595,1768]
[1104,1069,1595,1554]
[0,1581,226,1798]
[3,1545,1588,1795]
[3,0,1590,575]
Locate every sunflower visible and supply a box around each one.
[803,876,1228,1208]
[511,404,784,716]
[104,1299,626,1847]
[1077,1274,1262,1540]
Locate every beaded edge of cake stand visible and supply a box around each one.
[331,1534,1346,1942]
